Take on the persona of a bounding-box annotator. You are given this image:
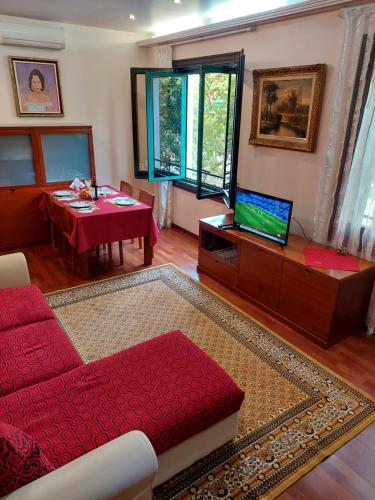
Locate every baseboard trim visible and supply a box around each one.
[171,223,199,239]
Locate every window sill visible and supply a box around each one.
[173,180,197,194]
[173,180,225,204]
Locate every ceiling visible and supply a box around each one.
[0,0,311,36]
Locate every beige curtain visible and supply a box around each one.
[313,5,375,333]
[332,70,375,333]
[313,5,375,244]
[367,287,375,334]
[152,45,174,229]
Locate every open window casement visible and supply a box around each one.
[131,50,244,208]
[146,71,187,181]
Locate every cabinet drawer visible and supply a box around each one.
[279,262,338,339]
[238,242,282,310]
[199,250,238,286]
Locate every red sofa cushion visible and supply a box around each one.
[0,331,244,469]
[0,285,55,332]
[0,319,83,397]
[0,422,54,495]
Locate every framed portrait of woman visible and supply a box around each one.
[9,56,64,117]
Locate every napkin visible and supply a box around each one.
[70,177,85,189]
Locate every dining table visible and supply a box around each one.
[40,185,160,276]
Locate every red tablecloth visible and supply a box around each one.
[40,187,160,254]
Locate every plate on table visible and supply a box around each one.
[113,197,136,206]
[69,201,92,209]
[98,187,115,195]
[53,190,73,197]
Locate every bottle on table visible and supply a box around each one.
[92,176,99,201]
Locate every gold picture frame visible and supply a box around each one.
[249,64,325,152]
[9,56,64,117]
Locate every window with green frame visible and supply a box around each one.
[131,50,244,207]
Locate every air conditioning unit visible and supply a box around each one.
[0,22,65,50]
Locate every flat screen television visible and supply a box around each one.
[233,188,293,247]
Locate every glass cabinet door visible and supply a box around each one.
[0,135,36,186]
[41,133,91,183]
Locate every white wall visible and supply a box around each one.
[171,11,345,236]
[0,16,148,187]
[173,189,232,234]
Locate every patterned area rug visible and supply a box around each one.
[46,264,375,499]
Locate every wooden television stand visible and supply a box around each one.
[198,215,375,347]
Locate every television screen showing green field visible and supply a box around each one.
[234,190,292,245]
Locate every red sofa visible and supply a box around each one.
[0,286,83,397]
[0,282,244,499]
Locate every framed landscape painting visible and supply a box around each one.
[249,64,325,152]
[9,56,64,117]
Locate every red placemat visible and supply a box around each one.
[304,248,360,272]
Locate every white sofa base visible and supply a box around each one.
[0,253,30,289]
[3,431,158,500]
[155,411,239,486]
[3,413,239,500]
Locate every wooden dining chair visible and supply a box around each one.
[137,189,155,250]
[117,180,135,265]
[52,201,78,274]
[117,188,155,265]
[120,180,134,196]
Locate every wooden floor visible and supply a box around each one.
[10,227,375,500]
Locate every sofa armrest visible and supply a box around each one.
[3,431,158,500]
[0,253,30,289]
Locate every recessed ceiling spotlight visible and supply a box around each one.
[174,0,181,4]
[129,14,135,20]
